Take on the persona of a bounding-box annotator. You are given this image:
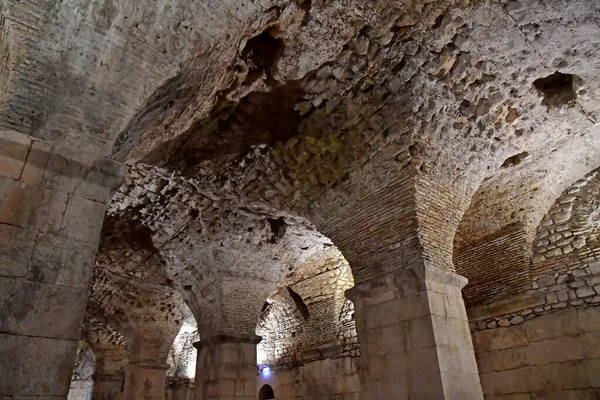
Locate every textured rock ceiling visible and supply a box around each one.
[5,0,599,374]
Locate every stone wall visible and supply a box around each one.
[531,168,600,279]
[472,307,600,398]
[0,129,124,397]
[257,357,361,400]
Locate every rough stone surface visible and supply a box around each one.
[2,0,600,398]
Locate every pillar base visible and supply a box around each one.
[193,334,262,400]
[346,265,484,399]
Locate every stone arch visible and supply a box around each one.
[258,384,275,400]
[81,318,129,400]
[256,248,358,368]
[528,167,600,306]
[166,302,199,380]
[454,141,600,306]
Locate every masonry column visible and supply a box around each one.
[194,334,261,400]
[0,129,125,398]
[93,375,125,400]
[87,325,129,400]
[123,364,170,400]
[319,172,483,399]
[119,310,183,400]
[182,277,274,400]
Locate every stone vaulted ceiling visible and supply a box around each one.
[2,0,599,382]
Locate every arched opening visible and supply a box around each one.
[258,384,275,400]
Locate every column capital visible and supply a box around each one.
[193,333,262,350]
[346,264,468,306]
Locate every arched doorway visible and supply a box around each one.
[258,384,275,400]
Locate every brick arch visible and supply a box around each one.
[454,150,600,307]
[256,249,358,368]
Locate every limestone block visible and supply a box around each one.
[43,147,93,192]
[0,180,48,228]
[0,129,31,179]
[575,286,595,298]
[409,372,445,398]
[27,233,67,284]
[472,324,528,353]
[406,314,435,350]
[21,140,52,184]
[585,359,600,388]
[0,279,88,340]
[543,337,585,364]
[54,238,96,289]
[553,362,591,390]
[367,323,406,356]
[406,347,440,375]
[0,334,77,396]
[589,261,600,275]
[76,158,127,203]
[467,304,492,321]
[458,347,480,375]
[475,351,494,373]
[0,276,15,312]
[577,307,600,333]
[581,331,600,358]
[60,195,108,244]
[437,346,463,373]
[0,223,32,277]
[525,308,581,342]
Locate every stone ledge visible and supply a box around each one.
[468,291,547,321]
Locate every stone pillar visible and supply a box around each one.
[347,265,482,399]
[123,363,169,400]
[168,379,194,400]
[92,374,125,400]
[317,172,483,399]
[193,334,261,400]
[0,129,125,397]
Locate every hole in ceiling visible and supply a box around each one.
[268,217,287,243]
[533,72,580,108]
[242,28,285,80]
[501,151,529,168]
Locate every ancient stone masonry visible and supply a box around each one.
[468,167,600,331]
[2,0,600,399]
[256,249,358,369]
[473,307,600,398]
[0,128,125,397]
[531,167,600,277]
[82,318,130,400]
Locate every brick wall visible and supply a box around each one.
[455,223,531,305]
